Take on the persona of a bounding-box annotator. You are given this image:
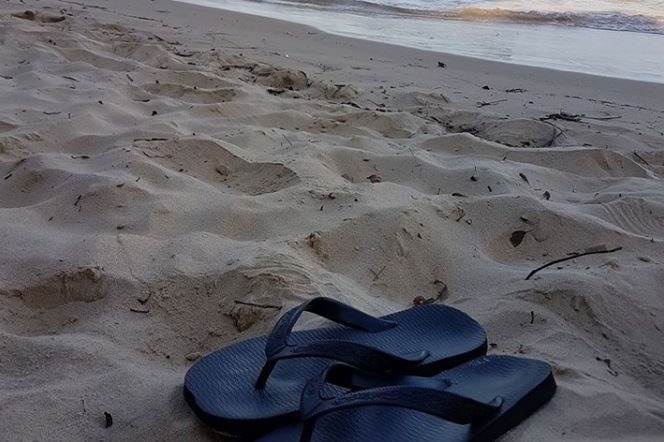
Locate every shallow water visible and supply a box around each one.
[177,0,664,83]
[251,0,664,35]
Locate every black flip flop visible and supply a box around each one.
[258,356,556,442]
[184,297,487,438]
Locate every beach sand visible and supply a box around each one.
[1,0,663,441]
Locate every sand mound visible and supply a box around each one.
[477,118,557,147]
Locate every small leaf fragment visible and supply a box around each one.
[510,230,527,247]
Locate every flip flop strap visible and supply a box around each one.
[255,340,429,388]
[299,364,503,442]
[255,297,427,389]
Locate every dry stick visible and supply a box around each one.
[541,120,565,147]
[541,112,581,122]
[282,134,293,147]
[234,300,282,310]
[370,265,387,281]
[214,45,258,50]
[408,147,421,166]
[584,115,622,121]
[5,158,26,177]
[525,247,623,280]
[476,99,507,107]
[633,151,650,166]
[367,99,385,108]
[125,14,160,22]
[134,137,168,142]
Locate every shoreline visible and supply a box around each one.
[177,0,664,83]
[1,0,663,441]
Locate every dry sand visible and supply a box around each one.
[1,0,663,441]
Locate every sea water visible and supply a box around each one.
[177,0,664,82]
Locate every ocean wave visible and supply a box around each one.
[250,0,664,35]
[430,8,664,35]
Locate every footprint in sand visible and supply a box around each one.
[1,266,105,311]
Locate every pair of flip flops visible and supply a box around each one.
[184,297,556,441]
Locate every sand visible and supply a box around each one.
[0,0,663,441]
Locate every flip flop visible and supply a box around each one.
[258,356,555,442]
[184,297,487,438]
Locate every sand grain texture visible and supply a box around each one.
[1,0,663,441]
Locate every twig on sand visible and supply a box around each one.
[367,99,385,108]
[525,246,623,280]
[540,120,565,147]
[215,45,258,50]
[125,14,160,22]
[633,151,650,166]
[369,265,387,281]
[129,307,150,314]
[408,147,420,166]
[595,356,619,376]
[543,113,621,123]
[133,137,168,142]
[282,134,293,147]
[5,158,26,179]
[540,112,581,122]
[584,115,621,121]
[234,300,282,310]
[476,99,507,108]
